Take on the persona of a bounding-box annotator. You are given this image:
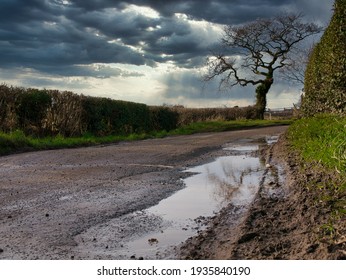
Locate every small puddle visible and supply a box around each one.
[120,137,280,259]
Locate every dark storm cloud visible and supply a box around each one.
[0,4,153,70]
[0,0,334,79]
[69,0,294,24]
[0,0,57,24]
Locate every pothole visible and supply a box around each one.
[74,136,284,259]
[118,138,282,259]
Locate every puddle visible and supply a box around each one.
[71,135,284,259]
[224,145,259,152]
[119,139,279,259]
[266,135,279,145]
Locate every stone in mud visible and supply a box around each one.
[306,244,319,254]
[148,238,159,245]
[237,232,259,244]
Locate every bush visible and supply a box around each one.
[0,84,155,137]
[303,0,346,116]
[0,84,263,138]
[171,106,258,126]
[81,96,151,136]
[43,90,84,137]
[16,89,52,136]
[0,84,21,132]
[149,106,179,131]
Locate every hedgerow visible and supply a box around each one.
[302,0,346,116]
[0,84,260,137]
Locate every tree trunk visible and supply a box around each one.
[255,78,273,119]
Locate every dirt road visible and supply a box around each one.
[0,126,287,259]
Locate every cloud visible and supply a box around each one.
[0,16,153,68]
[2,0,331,75]
[69,0,296,24]
[0,0,335,108]
[1,1,333,68]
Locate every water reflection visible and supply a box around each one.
[122,141,268,259]
[187,155,263,208]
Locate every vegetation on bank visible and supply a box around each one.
[302,0,346,116]
[295,0,345,238]
[287,115,345,173]
[287,115,346,235]
[0,119,291,156]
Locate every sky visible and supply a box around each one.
[0,0,334,108]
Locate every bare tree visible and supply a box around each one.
[279,44,316,87]
[205,13,322,119]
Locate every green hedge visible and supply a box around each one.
[302,0,346,116]
[16,89,52,136]
[149,106,179,131]
[0,84,261,137]
[0,84,179,137]
[0,84,21,132]
[81,96,153,136]
[172,106,258,126]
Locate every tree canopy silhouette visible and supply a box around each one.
[205,13,322,119]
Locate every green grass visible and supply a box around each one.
[0,130,31,154]
[169,119,292,135]
[287,114,346,173]
[0,131,151,155]
[286,114,346,228]
[0,119,291,156]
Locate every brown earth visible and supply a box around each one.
[179,134,346,260]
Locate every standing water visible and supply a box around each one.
[121,138,278,259]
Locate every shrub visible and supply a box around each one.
[81,96,151,136]
[0,84,264,138]
[171,106,258,126]
[44,90,84,137]
[149,106,179,131]
[302,0,346,116]
[0,84,21,132]
[16,89,52,136]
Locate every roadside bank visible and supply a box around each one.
[179,133,346,260]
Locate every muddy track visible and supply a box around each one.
[179,134,346,260]
[0,126,287,259]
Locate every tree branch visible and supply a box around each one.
[205,12,322,91]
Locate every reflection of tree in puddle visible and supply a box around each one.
[204,157,263,205]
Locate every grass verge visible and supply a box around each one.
[171,119,292,135]
[286,114,346,236]
[287,114,345,173]
[0,119,291,156]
